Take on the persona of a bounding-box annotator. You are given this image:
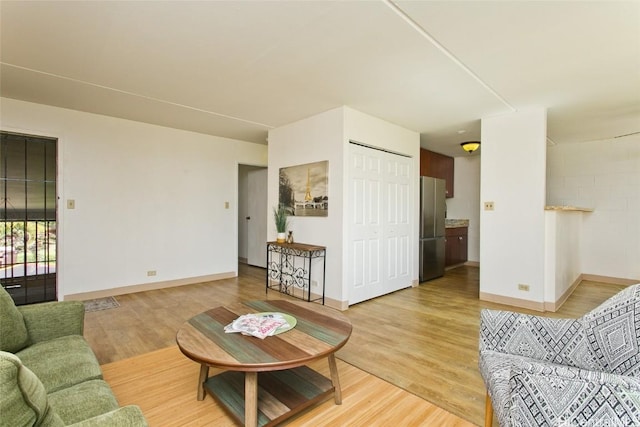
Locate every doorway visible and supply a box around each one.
[1,131,57,305]
[238,165,267,268]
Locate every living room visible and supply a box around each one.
[2,1,638,308]
[1,1,639,426]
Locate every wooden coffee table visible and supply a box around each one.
[176,299,352,427]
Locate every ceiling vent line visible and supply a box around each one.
[349,139,411,158]
[614,131,640,139]
[0,62,275,129]
[382,0,517,114]
[562,131,640,145]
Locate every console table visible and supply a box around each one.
[266,241,326,304]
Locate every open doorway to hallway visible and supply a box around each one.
[238,165,267,268]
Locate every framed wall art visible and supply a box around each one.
[279,160,328,217]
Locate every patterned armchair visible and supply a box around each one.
[479,284,640,427]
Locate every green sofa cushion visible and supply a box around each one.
[16,335,102,393]
[0,287,29,353]
[68,406,149,427]
[0,351,64,427]
[19,300,85,344]
[48,379,119,425]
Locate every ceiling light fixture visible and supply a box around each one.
[460,141,480,153]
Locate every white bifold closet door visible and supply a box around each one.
[348,142,413,305]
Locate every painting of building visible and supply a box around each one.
[279,161,328,217]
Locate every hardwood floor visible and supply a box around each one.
[85,264,627,426]
[102,346,475,427]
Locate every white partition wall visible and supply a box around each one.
[268,106,419,308]
[480,108,548,309]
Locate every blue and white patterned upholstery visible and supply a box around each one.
[479,284,640,426]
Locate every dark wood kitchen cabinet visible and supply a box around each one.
[445,226,468,267]
[420,149,454,198]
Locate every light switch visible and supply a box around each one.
[67,199,76,209]
[224,201,229,209]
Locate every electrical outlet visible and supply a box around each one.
[147,270,157,277]
[484,201,495,211]
[518,284,530,291]
[224,201,229,209]
[311,280,318,288]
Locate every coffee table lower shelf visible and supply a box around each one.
[204,366,335,427]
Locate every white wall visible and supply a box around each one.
[447,155,481,262]
[547,136,640,281]
[480,109,547,303]
[1,97,268,299]
[268,107,345,302]
[544,211,583,303]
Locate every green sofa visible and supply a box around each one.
[0,287,147,426]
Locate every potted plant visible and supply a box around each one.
[273,204,290,243]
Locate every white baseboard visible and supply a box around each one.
[580,274,639,286]
[481,273,639,313]
[64,272,236,301]
[479,292,546,312]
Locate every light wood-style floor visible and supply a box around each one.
[102,345,474,427]
[84,264,627,426]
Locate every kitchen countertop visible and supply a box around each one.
[544,206,594,212]
[445,219,469,228]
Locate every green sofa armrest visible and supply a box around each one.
[18,301,85,344]
[68,406,148,427]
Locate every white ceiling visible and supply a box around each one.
[1,1,639,157]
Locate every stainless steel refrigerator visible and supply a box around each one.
[419,177,446,281]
